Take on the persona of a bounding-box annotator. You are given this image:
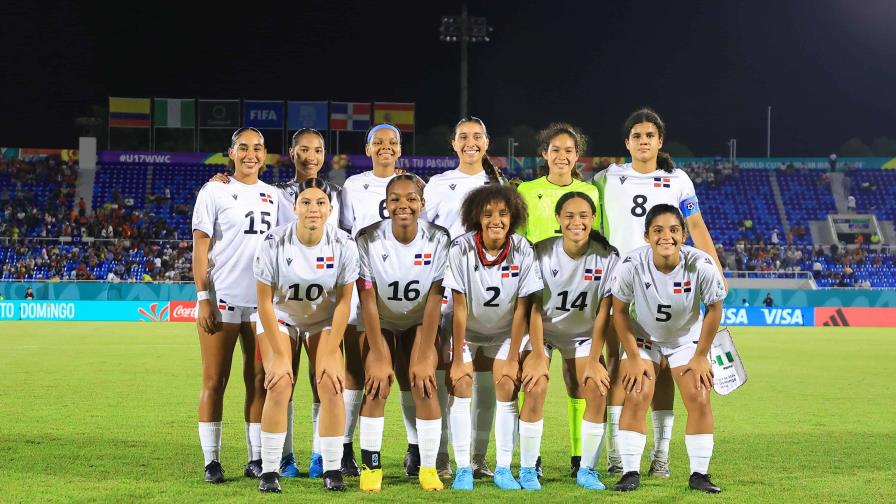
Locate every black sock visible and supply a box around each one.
[361,449,382,469]
[408,443,420,456]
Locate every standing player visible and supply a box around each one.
[354,174,451,492]
[192,127,279,483]
[444,185,541,491]
[253,178,358,492]
[592,108,725,477]
[611,204,726,493]
[516,123,602,477]
[520,192,619,491]
[423,117,506,479]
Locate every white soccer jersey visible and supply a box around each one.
[253,222,359,330]
[274,180,342,228]
[612,245,727,346]
[340,171,397,237]
[357,220,451,332]
[423,168,494,240]
[535,236,619,336]
[592,163,701,256]
[443,232,542,340]
[193,177,280,307]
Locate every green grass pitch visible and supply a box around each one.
[1,323,894,503]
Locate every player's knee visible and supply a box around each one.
[201,376,228,400]
[528,377,548,402]
[683,389,711,412]
[452,376,472,397]
[267,378,291,403]
[494,377,516,400]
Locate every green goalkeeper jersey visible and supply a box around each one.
[516,176,601,244]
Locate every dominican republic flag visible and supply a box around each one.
[636,337,653,350]
[654,177,671,188]
[330,102,371,131]
[501,265,520,279]
[316,256,335,270]
[260,193,274,204]
[583,267,603,281]
[414,253,432,266]
[441,295,449,305]
[217,299,235,311]
[673,280,692,294]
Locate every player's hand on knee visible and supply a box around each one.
[680,355,714,391]
[493,358,520,388]
[521,352,549,393]
[582,359,610,396]
[448,359,473,389]
[410,361,437,399]
[264,360,294,390]
[621,357,652,394]
[316,354,346,396]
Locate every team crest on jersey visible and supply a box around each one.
[551,268,559,278]
[286,258,293,266]
[231,194,238,200]
[653,177,671,188]
[260,193,275,204]
[316,256,335,270]
[673,281,692,294]
[381,254,388,261]
[449,184,457,190]
[413,253,432,266]
[619,176,628,185]
[583,267,602,281]
[500,265,520,279]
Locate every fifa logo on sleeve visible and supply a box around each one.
[673,281,692,294]
[501,265,520,279]
[413,253,432,266]
[583,267,602,281]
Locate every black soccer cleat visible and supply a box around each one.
[689,472,721,494]
[535,456,544,479]
[244,459,263,479]
[569,456,581,478]
[258,472,281,493]
[323,469,346,491]
[341,442,360,477]
[613,471,641,492]
[204,461,225,484]
[404,444,421,477]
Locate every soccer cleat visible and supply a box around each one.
[576,467,606,490]
[452,466,474,490]
[258,472,281,493]
[471,454,494,479]
[359,465,383,492]
[308,452,323,478]
[689,472,721,494]
[244,459,263,479]
[404,444,421,477]
[341,443,360,477]
[536,456,544,479]
[323,470,346,491]
[436,452,453,478]
[204,461,225,484]
[569,455,581,478]
[607,453,623,475]
[493,466,521,490]
[280,453,300,478]
[613,471,641,492]
[519,467,541,490]
[648,452,670,478]
[419,467,444,491]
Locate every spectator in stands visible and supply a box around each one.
[770,228,780,246]
[24,286,34,300]
[741,298,749,307]
[847,195,856,213]
[763,293,774,307]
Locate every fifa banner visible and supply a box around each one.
[0,301,170,322]
[198,100,240,128]
[98,150,284,166]
[244,100,284,130]
[720,306,814,326]
[287,101,328,131]
[814,307,896,327]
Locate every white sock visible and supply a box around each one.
[618,430,647,474]
[519,419,543,468]
[416,418,442,468]
[261,431,287,474]
[282,401,294,457]
[580,421,606,470]
[472,372,496,457]
[400,391,419,444]
[359,416,385,452]
[494,400,518,468]
[436,370,451,455]
[652,410,674,460]
[343,389,363,443]
[198,421,222,466]
[607,405,622,461]
[246,422,262,461]
[449,396,472,468]
[685,434,714,474]
[311,402,321,453]
[320,436,343,472]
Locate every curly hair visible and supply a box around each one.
[460,185,528,234]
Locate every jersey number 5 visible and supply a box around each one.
[655,303,672,322]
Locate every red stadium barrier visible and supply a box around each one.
[814,307,896,327]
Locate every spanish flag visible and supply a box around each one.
[373,102,415,132]
[109,97,151,128]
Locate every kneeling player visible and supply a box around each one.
[611,204,726,493]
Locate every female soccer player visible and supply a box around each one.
[253,178,358,492]
[444,184,541,491]
[516,123,602,476]
[424,117,506,479]
[611,204,726,493]
[520,192,619,491]
[192,127,279,483]
[592,108,725,477]
[354,174,451,492]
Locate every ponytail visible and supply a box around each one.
[657,151,675,173]
[482,155,503,185]
[588,230,618,255]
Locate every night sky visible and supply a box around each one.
[3,0,895,157]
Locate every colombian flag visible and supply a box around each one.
[373,102,415,132]
[109,97,151,128]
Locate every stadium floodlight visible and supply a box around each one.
[440,4,493,118]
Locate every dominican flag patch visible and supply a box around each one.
[316,256,335,270]
[217,299,235,312]
[501,265,520,278]
[653,177,671,188]
[636,337,653,350]
[673,281,692,294]
[583,267,603,281]
[414,253,432,266]
[260,193,275,204]
[441,294,449,305]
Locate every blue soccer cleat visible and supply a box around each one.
[576,467,606,490]
[308,452,324,478]
[280,453,300,478]
[519,467,541,490]
[452,466,474,491]
[493,466,521,490]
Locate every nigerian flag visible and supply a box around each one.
[153,98,195,128]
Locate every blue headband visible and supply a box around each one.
[367,124,401,144]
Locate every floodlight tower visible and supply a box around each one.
[440,4,493,118]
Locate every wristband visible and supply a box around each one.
[197,290,210,301]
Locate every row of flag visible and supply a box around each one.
[108,98,415,132]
